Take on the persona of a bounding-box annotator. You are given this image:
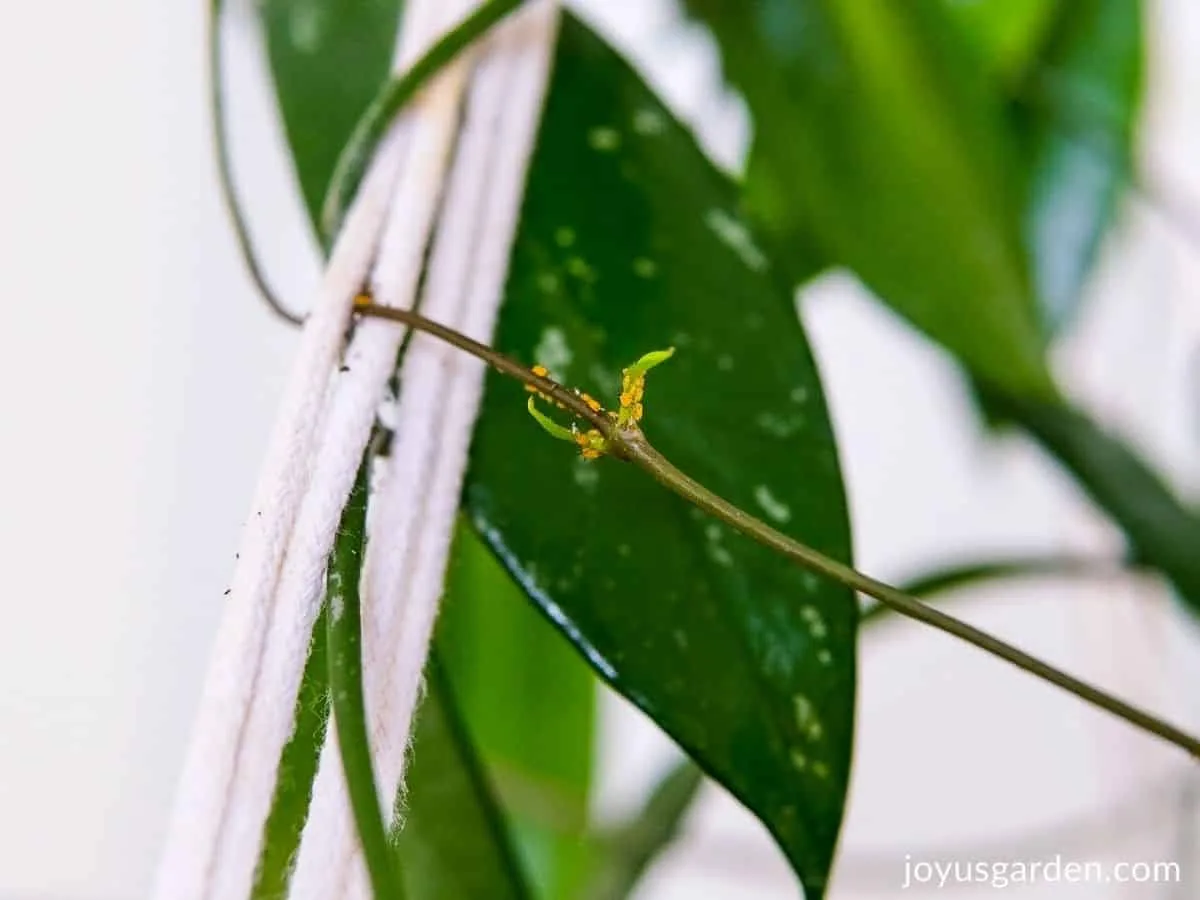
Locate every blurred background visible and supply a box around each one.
[2,0,1200,896]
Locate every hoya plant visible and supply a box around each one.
[166,0,1198,897]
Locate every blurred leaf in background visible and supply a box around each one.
[259,0,404,234]
[439,522,596,898]
[1012,0,1143,334]
[683,0,1055,399]
[466,17,857,897]
[397,656,534,900]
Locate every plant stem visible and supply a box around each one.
[356,300,1200,761]
[863,556,1140,623]
[327,455,405,899]
[208,0,304,324]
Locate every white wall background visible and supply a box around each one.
[0,1,1198,897]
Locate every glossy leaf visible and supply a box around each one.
[1015,0,1143,332]
[396,655,533,900]
[259,0,403,227]
[439,521,596,898]
[684,0,1056,400]
[466,17,856,896]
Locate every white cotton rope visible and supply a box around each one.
[288,4,561,899]
[153,1,471,897]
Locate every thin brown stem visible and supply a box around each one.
[354,301,1200,761]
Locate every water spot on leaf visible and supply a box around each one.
[704,208,768,272]
[288,1,324,52]
[554,226,576,247]
[633,107,665,136]
[753,484,792,524]
[535,327,573,381]
[790,750,809,771]
[801,605,828,640]
[633,257,658,278]
[817,648,833,666]
[588,126,622,152]
[755,411,804,439]
[573,458,599,492]
[704,523,734,567]
[793,694,823,742]
[790,385,809,404]
[566,256,597,282]
[589,363,620,395]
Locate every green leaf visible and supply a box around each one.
[685,0,1056,400]
[397,654,533,900]
[258,0,404,228]
[466,17,856,897]
[581,760,704,900]
[1016,0,1144,333]
[987,390,1200,615]
[943,0,1062,82]
[326,458,403,900]
[439,521,597,898]
[252,609,331,900]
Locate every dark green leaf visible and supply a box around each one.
[466,17,856,896]
[258,0,404,227]
[397,655,533,900]
[440,521,596,898]
[326,459,402,899]
[686,0,1055,399]
[1016,0,1143,332]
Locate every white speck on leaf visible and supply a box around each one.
[793,694,823,742]
[790,750,808,771]
[633,107,666,136]
[572,459,599,492]
[753,484,791,523]
[554,226,576,247]
[755,411,803,439]
[817,648,833,666]
[790,385,809,404]
[537,272,560,293]
[588,126,622,152]
[704,208,768,271]
[535,327,573,381]
[717,354,735,372]
[633,257,658,278]
[801,605,828,640]
[566,256,596,282]
[289,2,324,52]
